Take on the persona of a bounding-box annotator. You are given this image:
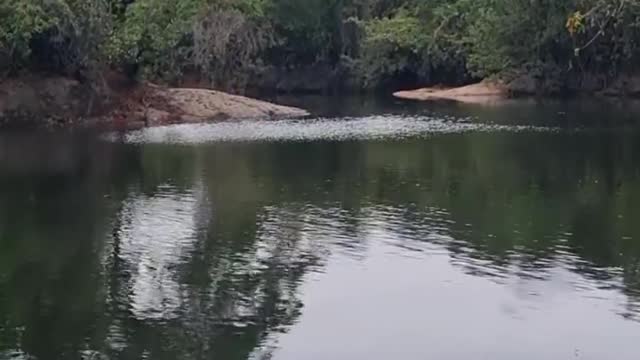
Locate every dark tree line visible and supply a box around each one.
[1,0,639,92]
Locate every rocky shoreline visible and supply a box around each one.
[4,72,640,129]
[394,74,640,104]
[393,82,509,104]
[97,84,309,130]
[0,76,308,130]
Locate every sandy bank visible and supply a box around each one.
[128,85,309,128]
[393,82,509,104]
[0,76,309,129]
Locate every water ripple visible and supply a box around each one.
[109,115,556,144]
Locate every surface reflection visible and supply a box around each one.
[1,108,640,359]
[115,185,206,320]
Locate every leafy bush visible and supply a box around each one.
[359,2,470,88]
[0,0,111,76]
[0,0,56,70]
[2,0,640,92]
[106,0,202,81]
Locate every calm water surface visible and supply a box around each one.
[1,97,640,359]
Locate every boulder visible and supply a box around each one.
[141,86,309,124]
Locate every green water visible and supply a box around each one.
[1,97,640,359]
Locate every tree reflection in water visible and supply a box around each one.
[0,120,640,359]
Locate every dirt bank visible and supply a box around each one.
[0,75,308,129]
[393,81,509,104]
[103,83,309,130]
[394,73,640,104]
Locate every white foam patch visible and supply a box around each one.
[106,115,557,144]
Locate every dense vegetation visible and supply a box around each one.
[0,0,639,92]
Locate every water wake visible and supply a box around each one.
[108,115,557,144]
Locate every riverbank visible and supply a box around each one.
[393,72,640,104]
[98,83,309,130]
[5,72,640,130]
[0,75,308,129]
[393,82,509,104]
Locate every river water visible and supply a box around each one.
[1,97,640,360]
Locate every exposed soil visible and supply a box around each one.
[0,74,309,129]
[393,81,509,104]
[98,83,309,130]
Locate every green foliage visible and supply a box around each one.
[106,0,274,84]
[2,0,640,90]
[0,0,111,76]
[265,0,345,64]
[192,1,275,90]
[361,0,640,87]
[0,0,56,67]
[569,0,640,75]
[359,1,471,87]
[464,0,574,77]
[106,0,203,80]
[360,13,426,85]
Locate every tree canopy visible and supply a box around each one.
[1,0,639,91]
